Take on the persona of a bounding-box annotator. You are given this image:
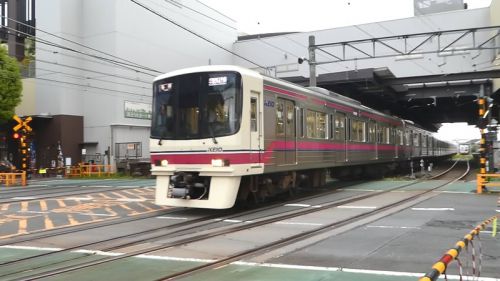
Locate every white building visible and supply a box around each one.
[12,0,499,170]
[16,0,237,169]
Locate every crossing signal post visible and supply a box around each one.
[478,97,487,175]
[12,115,32,172]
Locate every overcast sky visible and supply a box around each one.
[201,0,492,34]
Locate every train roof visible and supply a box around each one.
[154,65,440,130]
[153,65,261,82]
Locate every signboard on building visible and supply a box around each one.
[414,0,464,15]
[124,101,152,120]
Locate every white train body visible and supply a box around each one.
[150,65,455,209]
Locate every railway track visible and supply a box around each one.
[0,160,469,280]
[0,181,154,204]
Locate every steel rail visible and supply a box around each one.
[8,161,467,280]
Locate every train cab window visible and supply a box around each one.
[250,98,257,132]
[276,101,285,136]
[334,112,346,140]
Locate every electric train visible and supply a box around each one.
[150,65,455,209]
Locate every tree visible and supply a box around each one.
[0,45,22,123]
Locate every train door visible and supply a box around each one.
[276,98,296,165]
[250,92,261,163]
[369,121,377,159]
[395,128,399,159]
[334,112,346,162]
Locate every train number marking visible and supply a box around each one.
[264,100,275,107]
[208,146,223,152]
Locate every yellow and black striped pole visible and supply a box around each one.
[419,215,498,281]
[477,97,487,193]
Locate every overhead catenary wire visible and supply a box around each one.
[130,0,269,71]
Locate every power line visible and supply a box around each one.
[25,78,152,101]
[130,0,268,70]
[4,38,153,88]
[35,58,152,85]
[2,15,162,74]
[1,23,159,77]
[34,77,151,98]
[35,67,151,90]
[160,0,236,30]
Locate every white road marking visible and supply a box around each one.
[339,189,381,192]
[74,249,122,256]
[156,216,189,220]
[12,197,36,200]
[25,185,48,187]
[2,247,498,281]
[275,222,324,226]
[367,225,421,230]
[0,245,63,251]
[412,208,454,211]
[116,198,147,202]
[439,191,473,194]
[223,219,242,223]
[284,203,311,207]
[65,197,93,201]
[136,255,216,263]
[76,213,115,217]
[337,205,377,209]
[233,262,499,280]
[18,211,50,214]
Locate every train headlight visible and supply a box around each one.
[211,159,229,167]
[161,160,169,167]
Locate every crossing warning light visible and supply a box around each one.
[13,132,20,139]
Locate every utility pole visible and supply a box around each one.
[308,35,317,87]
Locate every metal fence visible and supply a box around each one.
[115,142,142,159]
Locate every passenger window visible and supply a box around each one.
[413,133,420,146]
[334,112,345,140]
[306,109,327,139]
[368,122,376,143]
[351,119,366,142]
[276,100,285,136]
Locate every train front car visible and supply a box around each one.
[150,66,263,209]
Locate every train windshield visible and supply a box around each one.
[151,71,242,140]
